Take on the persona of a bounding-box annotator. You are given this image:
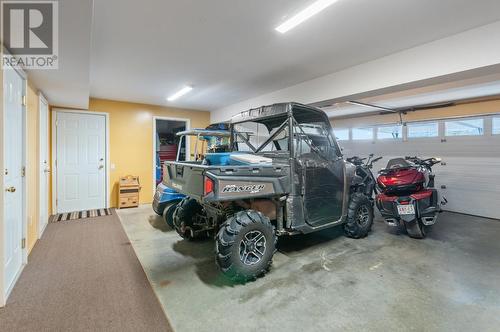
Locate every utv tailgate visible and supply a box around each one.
[163,160,290,202]
[164,162,206,199]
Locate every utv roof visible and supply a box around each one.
[176,129,230,137]
[230,102,329,125]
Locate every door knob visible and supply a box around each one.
[5,187,16,193]
[44,168,51,173]
[98,165,104,170]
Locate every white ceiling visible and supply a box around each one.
[26,0,93,109]
[22,0,500,110]
[88,0,500,111]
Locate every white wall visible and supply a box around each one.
[211,21,500,123]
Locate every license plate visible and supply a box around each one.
[397,204,415,215]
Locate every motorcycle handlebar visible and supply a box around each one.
[347,155,382,169]
[405,156,442,168]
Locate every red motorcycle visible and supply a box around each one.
[376,156,446,239]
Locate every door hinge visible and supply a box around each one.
[21,238,26,249]
[21,166,26,177]
[22,95,27,107]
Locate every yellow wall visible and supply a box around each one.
[26,81,40,253]
[332,99,500,128]
[88,98,210,207]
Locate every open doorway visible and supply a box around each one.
[153,118,189,188]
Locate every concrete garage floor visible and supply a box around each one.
[117,206,500,332]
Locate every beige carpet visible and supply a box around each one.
[0,211,172,332]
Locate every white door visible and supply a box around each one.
[39,95,49,235]
[55,112,106,213]
[3,65,25,296]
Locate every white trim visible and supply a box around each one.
[51,111,56,215]
[152,116,191,196]
[21,79,28,266]
[38,93,49,238]
[0,68,4,309]
[51,109,110,214]
[4,264,24,303]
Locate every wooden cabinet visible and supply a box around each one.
[118,176,141,209]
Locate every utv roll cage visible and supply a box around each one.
[229,102,342,158]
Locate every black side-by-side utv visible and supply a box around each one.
[163,102,374,281]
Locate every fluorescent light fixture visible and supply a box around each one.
[275,0,340,34]
[167,86,193,101]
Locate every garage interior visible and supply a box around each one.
[1,1,500,331]
[155,119,187,185]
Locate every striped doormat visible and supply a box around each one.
[51,208,113,223]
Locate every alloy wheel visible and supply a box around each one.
[239,230,267,266]
[356,205,370,227]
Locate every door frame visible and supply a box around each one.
[51,109,110,214]
[38,93,49,238]
[152,116,190,195]
[0,57,28,307]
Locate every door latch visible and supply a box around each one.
[21,166,26,177]
[21,238,26,249]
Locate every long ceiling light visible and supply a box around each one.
[167,86,193,101]
[275,0,340,34]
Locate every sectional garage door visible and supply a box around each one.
[337,116,500,219]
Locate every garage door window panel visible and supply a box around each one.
[493,117,500,135]
[445,118,484,137]
[352,127,374,140]
[377,125,402,140]
[333,128,349,141]
[407,122,439,138]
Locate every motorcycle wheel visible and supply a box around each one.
[404,219,426,239]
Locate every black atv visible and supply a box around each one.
[163,103,375,281]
